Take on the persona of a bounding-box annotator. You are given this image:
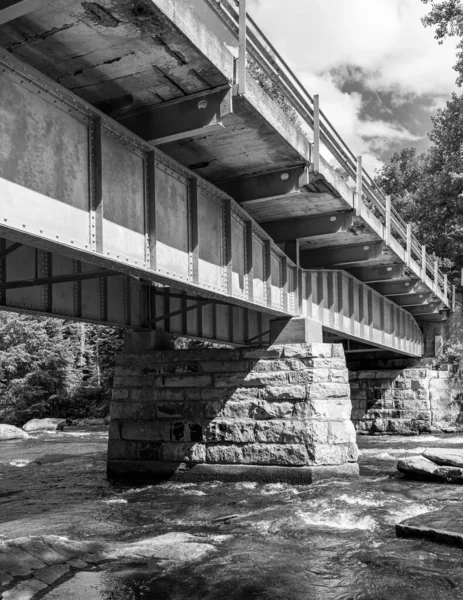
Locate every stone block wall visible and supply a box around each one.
[108,343,359,482]
[350,361,463,435]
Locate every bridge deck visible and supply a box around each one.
[0,0,450,356]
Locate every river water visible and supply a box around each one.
[1,431,463,599]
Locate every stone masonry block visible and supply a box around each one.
[250,359,308,373]
[162,442,206,463]
[200,361,251,373]
[311,358,347,370]
[242,443,310,466]
[108,440,162,461]
[110,402,157,421]
[205,420,255,443]
[282,344,329,359]
[307,383,351,400]
[357,371,378,380]
[263,385,307,400]
[306,398,352,421]
[330,369,349,384]
[205,444,244,464]
[162,375,213,388]
[251,400,296,420]
[241,346,284,360]
[402,369,429,379]
[254,420,317,445]
[310,443,357,466]
[121,420,171,442]
[112,388,129,401]
[329,420,356,444]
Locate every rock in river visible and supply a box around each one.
[23,418,66,432]
[423,448,463,468]
[0,424,29,440]
[397,455,463,482]
[397,456,463,483]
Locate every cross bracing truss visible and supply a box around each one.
[0,48,424,355]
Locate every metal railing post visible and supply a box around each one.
[406,223,412,267]
[238,0,247,95]
[452,284,456,312]
[313,94,320,172]
[356,156,363,217]
[433,258,439,294]
[421,245,426,279]
[385,195,391,245]
[444,274,448,301]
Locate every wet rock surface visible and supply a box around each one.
[0,426,28,441]
[1,429,463,599]
[23,419,66,433]
[397,448,463,482]
[423,448,463,468]
[397,505,463,547]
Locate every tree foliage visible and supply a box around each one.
[422,0,463,86]
[0,312,123,425]
[375,93,463,282]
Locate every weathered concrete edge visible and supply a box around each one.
[396,522,463,548]
[107,461,359,484]
[150,0,235,82]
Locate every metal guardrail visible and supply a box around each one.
[203,0,453,310]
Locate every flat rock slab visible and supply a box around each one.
[396,505,463,547]
[423,448,463,468]
[397,456,463,482]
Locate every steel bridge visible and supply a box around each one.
[0,0,453,357]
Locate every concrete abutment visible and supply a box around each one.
[107,339,359,483]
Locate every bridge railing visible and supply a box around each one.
[202,0,453,309]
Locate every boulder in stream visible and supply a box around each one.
[23,418,66,432]
[0,424,29,441]
[423,448,463,468]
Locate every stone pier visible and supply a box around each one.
[107,342,359,483]
[349,357,463,435]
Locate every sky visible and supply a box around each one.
[192,0,459,174]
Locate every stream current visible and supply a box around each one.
[1,431,463,599]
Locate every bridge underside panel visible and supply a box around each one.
[0,49,423,356]
[0,238,273,346]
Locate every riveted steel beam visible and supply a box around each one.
[408,302,443,316]
[369,280,419,297]
[116,85,232,146]
[220,165,309,203]
[346,264,405,283]
[0,269,120,290]
[389,292,433,307]
[299,242,383,269]
[262,211,353,243]
[414,312,448,322]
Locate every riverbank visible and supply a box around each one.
[1,430,463,599]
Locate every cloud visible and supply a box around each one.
[192,0,457,175]
[245,0,458,172]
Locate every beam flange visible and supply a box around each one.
[408,302,443,316]
[220,165,309,204]
[0,0,48,24]
[346,264,405,283]
[116,85,232,145]
[390,292,433,307]
[369,280,419,297]
[414,312,448,322]
[0,269,120,290]
[262,211,353,243]
[299,242,383,269]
